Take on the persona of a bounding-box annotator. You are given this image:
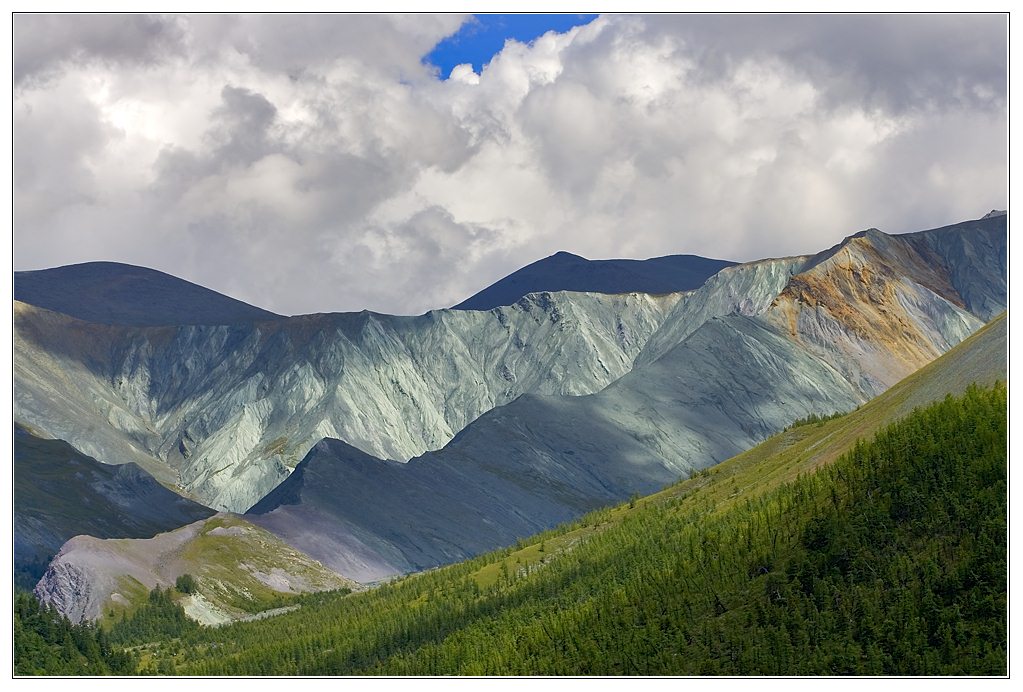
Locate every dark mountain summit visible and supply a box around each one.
[452,251,737,311]
[14,261,282,327]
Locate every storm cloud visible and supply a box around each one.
[12,14,1006,315]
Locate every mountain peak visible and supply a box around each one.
[452,252,737,311]
[981,209,1007,219]
[14,261,283,327]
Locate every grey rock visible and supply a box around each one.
[247,220,1006,582]
[15,291,681,511]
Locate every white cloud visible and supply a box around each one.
[448,64,479,85]
[13,14,1007,315]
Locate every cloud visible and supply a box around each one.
[449,64,480,85]
[625,14,1007,112]
[13,14,185,87]
[13,14,1007,316]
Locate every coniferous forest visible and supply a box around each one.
[13,591,136,675]
[14,383,1006,675]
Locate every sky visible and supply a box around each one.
[12,13,1008,316]
[426,14,598,77]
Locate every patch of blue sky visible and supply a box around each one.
[425,13,598,78]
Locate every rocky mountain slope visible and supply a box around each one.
[14,261,283,326]
[35,514,353,625]
[244,217,1005,582]
[453,251,735,310]
[14,215,1005,518]
[246,313,863,581]
[248,318,1001,584]
[15,290,682,511]
[13,423,214,588]
[15,213,1006,600]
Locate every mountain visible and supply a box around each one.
[34,514,354,625]
[14,261,283,327]
[15,291,682,511]
[899,215,1008,321]
[127,352,1008,674]
[13,423,215,588]
[453,251,736,310]
[12,215,1005,517]
[34,307,1006,629]
[636,215,1006,369]
[247,295,1003,585]
[242,216,1005,581]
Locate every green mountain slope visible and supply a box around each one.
[126,315,1003,676]
[36,514,356,626]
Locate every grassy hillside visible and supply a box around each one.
[125,377,1001,676]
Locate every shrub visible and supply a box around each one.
[175,574,197,594]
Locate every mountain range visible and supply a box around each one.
[14,211,1007,626]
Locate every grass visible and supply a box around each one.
[97,575,150,629]
[176,516,302,614]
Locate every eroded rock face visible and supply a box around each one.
[762,229,984,396]
[34,556,99,624]
[15,291,682,511]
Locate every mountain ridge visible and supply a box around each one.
[239,218,1004,582]
[452,251,737,311]
[14,261,284,327]
[15,290,683,511]
[36,311,1006,626]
